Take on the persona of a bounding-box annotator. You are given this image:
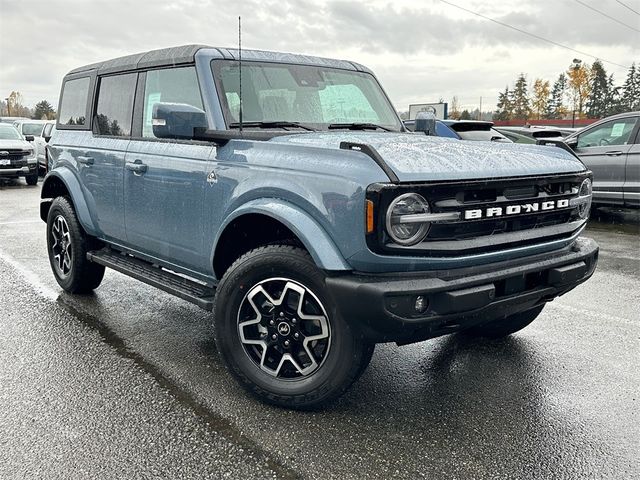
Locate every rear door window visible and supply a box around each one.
[142,67,204,138]
[58,77,91,126]
[94,73,137,137]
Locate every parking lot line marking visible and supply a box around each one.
[0,219,42,225]
[549,302,637,327]
[0,249,59,301]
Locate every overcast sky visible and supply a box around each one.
[0,0,638,112]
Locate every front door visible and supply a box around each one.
[574,117,637,204]
[123,66,214,273]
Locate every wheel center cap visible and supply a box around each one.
[277,322,291,336]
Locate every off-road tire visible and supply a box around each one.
[463,305,545,338]
[46,196,105,293]
[213,245,374,409]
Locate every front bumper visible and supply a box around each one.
[325,237,598,344]
[0,164,37,177]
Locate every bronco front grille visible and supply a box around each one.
[367,172,590,257]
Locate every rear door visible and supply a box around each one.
[80,72,138,242]
[573,117,637,205]
[625,124,640,207]
[123,66,214,273]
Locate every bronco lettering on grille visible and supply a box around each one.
[464,199,570,220]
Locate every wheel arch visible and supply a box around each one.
[211,199,351,280]
[40,169,99,236]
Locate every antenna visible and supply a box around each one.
[238,16,243,133]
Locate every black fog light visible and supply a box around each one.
[414,295,428,314]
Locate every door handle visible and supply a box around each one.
[77,156,94,165]
[125,161,148,174]
[605,151,623,156]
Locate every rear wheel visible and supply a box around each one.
[213,245,374,409]
[463,305,545,338]
[46,197,105,293]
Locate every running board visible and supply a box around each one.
[86,249,215,310]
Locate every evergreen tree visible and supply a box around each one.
[512,74,530,120]
[494,86,512,121]
[33,100,56,120]
[620,63,640,111]
[546,73,568,119]
[586,60,610,118]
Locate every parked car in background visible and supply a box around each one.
[0,116,30,124]
[560,112,640,207]
[495,128,537,144]
[13,119,48,138]
[34,121,56,174]
[442,120,512,142]
[0,123,39,185]
[403,119,459,138]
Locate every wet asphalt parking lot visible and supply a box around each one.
[0,178,638,480]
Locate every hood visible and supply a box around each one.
[270,132,585,182]
[0,139,33,150]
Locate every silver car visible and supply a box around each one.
[565,112,640,207]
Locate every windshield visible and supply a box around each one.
[20,123,44,136]
[0,125,23,140]
[212,60,402,131]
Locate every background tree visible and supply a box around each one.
[567,59,591,119]
[494,86,513,121]
[545,74,568,119]
[531,78,550,120]
[449,96,461,120]
[6,91,32,118]
[620,63,640,111]
[459,109,471,120]
[586,60,610,118]
[512,74,530,120]
[33,100,56,120]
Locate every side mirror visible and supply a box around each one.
[565,137,578,150]
[414,111,436,136]
[44,136,52,143]
[152,102,208,140]
[24,135,35,142]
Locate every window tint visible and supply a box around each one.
[95,73,137,136]
[58,77,90,126]
[577,118,637,148]
[142,67,203,138]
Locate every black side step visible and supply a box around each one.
[87,249,216,311]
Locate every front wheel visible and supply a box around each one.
[463,305,545,338]
[213,245,374,409]
[46,197,105,293]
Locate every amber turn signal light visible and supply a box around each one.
[366,200,374,234]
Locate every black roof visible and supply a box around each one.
[68,44,211,75]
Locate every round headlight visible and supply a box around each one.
[578,178,592,219]
[386,193,430,245]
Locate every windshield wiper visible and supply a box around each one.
[228,121,315,131]
[327,122,393,132]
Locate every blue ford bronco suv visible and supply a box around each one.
[42,45,598,408]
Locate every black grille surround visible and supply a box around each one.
[366,172,591,257]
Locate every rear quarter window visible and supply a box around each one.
[58,77,91,126]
